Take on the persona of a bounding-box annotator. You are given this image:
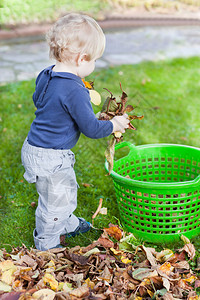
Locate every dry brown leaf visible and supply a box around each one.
[162,292,175,300]
[98,266,113,283]
[104,225,122,241]
[32,288,56,299]
[194,280,200,288]
[0,291,23,299]
[141,245,157,267]
[69,285,90,298]
[181,243,196,260]
[97,237,114,248]
[156,249,174,262]
[172,260,190,270]
[162,277,171,291]
[19,255,36,267]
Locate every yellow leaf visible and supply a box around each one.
[1,269,15,285]
[12,279,23,291]
[44,260,55,269]
[110,248,124,256]
[183,275,197,284]
[32,288,56,299]
[0,260,17,285]
[147,289,154,297]
[121,255,132,264]
[140,278,151,287]
[82,79,93,89]
[17,266,32,273]
[188,296,198,300]
[84,277,95,289]
[43,273,58,291]
[159,262,174,276]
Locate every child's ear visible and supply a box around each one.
[77,53,88,65]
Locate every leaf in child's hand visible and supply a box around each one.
[99,83,144,174]
[89,89,101,106]
[105,137,116,175]
[125,105,134,112]
[101,96,118,113]
[82,79,93,89]
[120,82,128,101]
[99,112,111,120]
[128,115,144,120]
[118,83,128,113]
[114,131,122,139]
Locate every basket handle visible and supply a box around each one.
[194,174,200,185]
[115,141,135,153]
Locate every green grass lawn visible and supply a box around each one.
[0,57,200,256]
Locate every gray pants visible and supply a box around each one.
[21,138,79,250]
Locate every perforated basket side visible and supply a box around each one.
[113,181,200,243]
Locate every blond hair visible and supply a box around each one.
[46,13,105,63]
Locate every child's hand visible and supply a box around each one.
[111,114,129,133]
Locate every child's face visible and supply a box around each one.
[77,58,96,78]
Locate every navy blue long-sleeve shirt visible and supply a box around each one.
[28,65,113,149]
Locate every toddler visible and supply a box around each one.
[21,13,129,251]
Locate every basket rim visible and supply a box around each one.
[105,142,200,189]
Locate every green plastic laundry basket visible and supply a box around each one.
[105,142,200,243]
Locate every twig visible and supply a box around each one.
[92,198,103,219]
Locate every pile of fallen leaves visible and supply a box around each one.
[0,225,199,300]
